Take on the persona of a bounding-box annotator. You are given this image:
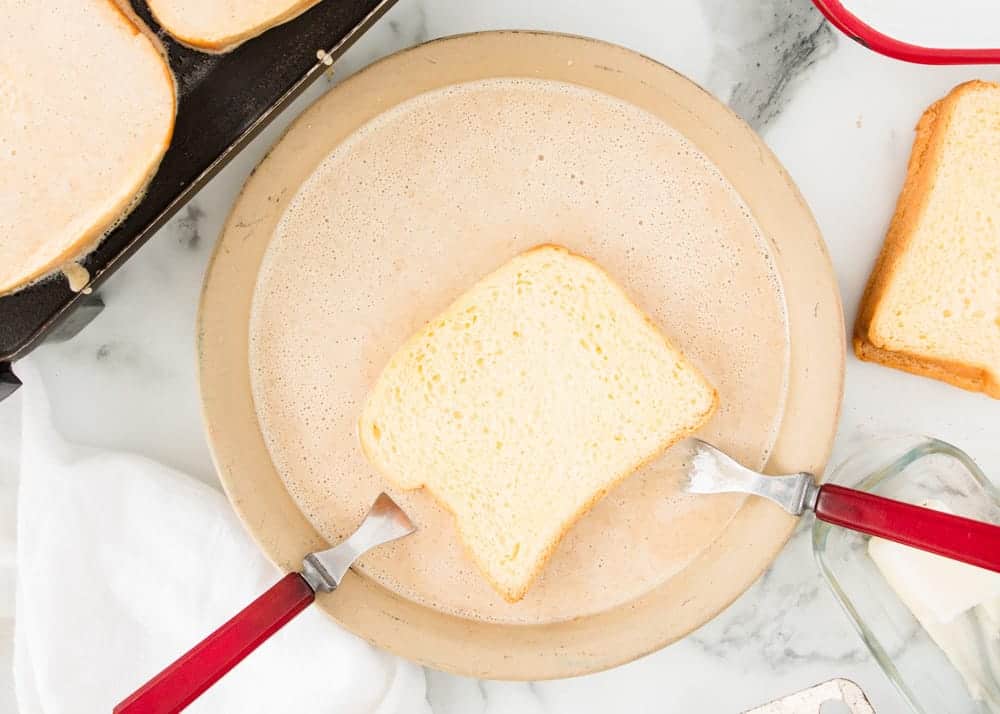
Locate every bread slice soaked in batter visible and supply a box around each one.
[147,0,324,52]
[0,0,175,295]
[360,245,717,602]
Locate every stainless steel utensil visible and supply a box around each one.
[115,493,415,714]
[686,440,1000,573]
[687,440,820,515]
[301,492,416,592]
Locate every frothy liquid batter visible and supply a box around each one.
[250,78,789,624]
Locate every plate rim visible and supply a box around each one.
[197,30,845,679]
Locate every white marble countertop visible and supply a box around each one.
[3,0,1000,711]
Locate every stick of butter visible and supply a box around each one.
[869,499,1000,711]
[868,499,1000,624]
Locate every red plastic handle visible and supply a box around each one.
[115,572,315,714]
[816,484,1000,572]
[812,0,1000,65]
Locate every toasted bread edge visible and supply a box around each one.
[853,80,1000,400]
[146,0,321,52]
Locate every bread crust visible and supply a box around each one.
[360,245,718,602]
[853,81,1000,399]
[0,1,176,296]
[146,0,322,52]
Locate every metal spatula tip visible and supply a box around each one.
[685,439,746,494]
[369,492,416,536]
[683,440,817,516]
[685,440,725,494]
[302,492,416,592]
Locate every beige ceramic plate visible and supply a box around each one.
[198,31,844,678]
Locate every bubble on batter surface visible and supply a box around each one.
[249,78,790,624]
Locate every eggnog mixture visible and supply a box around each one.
[249,78,790,624]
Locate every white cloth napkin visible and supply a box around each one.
[12,365,430,714]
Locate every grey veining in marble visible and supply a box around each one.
[702,0,837,130]
[175,203,207,250]
[388,2,430,46]
[686,524,867,671]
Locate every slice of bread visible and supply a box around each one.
[146,0,323,52]
[359,245,718,602]
[855,80,1000,399]
[0,0,175,296]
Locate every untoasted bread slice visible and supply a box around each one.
[0,0,175,295]
[146,0,322,52]
[854,81,1000,399]
[359,245,718,602]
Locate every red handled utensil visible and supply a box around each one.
[812,0,1000,64]
[114,493,415,714]
[687,440,1000,573]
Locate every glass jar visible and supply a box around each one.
[813,435,1000,714]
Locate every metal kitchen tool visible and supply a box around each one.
[812,0,1000,64]
[744,678,875,713]
[114,493,415,714]
[0,0,397,400]
[687,440,1000,573]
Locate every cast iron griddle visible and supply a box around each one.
[0,0,397,399]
